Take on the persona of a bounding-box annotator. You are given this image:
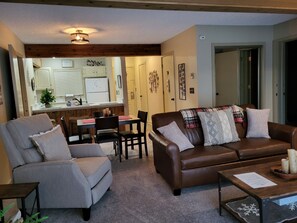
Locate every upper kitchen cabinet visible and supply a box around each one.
[82,66,106,77]
[32,58,42,68]
[35,67,54,90]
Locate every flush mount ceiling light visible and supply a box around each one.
[71,30,89,44]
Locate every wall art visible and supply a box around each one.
[178,63,186,100]
[148,70,159,93]
[86,59,104,66]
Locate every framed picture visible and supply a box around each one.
[178,63,186,100]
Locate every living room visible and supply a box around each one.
[1,1,297,222]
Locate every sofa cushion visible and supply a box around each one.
[75,157,111,188]
[223,138,290,160]
[157,121,194,152]
[180,146,239,170]
[180,104,244,129]
[246,108,270,138]
[30,125,72,161]
[198,108,240,146]
[6,114,53,163]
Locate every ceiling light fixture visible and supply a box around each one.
[71,30,89,44]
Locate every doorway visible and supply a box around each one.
[162,55,176,112]
[284,39,297,126]
[215,46,261,108]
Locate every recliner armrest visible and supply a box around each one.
[69,143,106,157]
[13,160,92,208]
[268,122,297,149]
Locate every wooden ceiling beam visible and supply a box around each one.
[24,44,161,58]
[1,0,297,13]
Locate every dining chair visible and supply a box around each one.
[60,116,92,144]
[120,111,148,159]
[95,115,122,162]
[69,115,90,135]
[93,111,103,118]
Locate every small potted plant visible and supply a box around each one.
[40,88,55,108]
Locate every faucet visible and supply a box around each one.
[72,97,82,105]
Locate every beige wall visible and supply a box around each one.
[161,26,199,110]
[0,21,25,184]
[132,56,163,124]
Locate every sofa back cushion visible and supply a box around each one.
[6,114,53,163]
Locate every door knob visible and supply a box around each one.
[171,98,175,101]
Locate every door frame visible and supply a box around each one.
[275,35,297,124]
[8,44,29,118]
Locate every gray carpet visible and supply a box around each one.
[41,143,242,223]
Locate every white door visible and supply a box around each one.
[8,44,29,117]
[162,55,176,112]
[126,67,137,116]
[215,51,239,106]
[138,64,148,112]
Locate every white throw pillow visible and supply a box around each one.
[30,125,72,161]
[246,108,270,138]
[198,108,240,146]
[157,121,194,152]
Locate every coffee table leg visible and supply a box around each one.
[258,198,268,223]
[218,174,222,216]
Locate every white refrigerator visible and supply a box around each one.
[85,77,110,103]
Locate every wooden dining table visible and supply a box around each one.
[77,115,143,158]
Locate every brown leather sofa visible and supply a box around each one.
[149,105,297,195]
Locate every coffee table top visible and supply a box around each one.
[0,183,39,199]
[218,161,297,200]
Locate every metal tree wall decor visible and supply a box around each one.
[178,63,186,100]
[149,70,159,93]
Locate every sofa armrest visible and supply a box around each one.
[268,122,297,148]
[149,131,181,161]
[149,131,182,192]
[13,160,92,208]
[69,143,106,158]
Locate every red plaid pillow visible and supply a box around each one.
[180,105,244,129]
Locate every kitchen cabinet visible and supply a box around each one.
[82,66,106,77]
[53,69,83,96]
[32,58,42,68]
[35,67,54,90]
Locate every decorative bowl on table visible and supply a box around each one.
[271,166,297,180]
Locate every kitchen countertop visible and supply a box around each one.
[32,101,124,113]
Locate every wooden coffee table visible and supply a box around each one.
[218,161,297,223]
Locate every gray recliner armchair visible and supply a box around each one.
[0,114,112,221]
